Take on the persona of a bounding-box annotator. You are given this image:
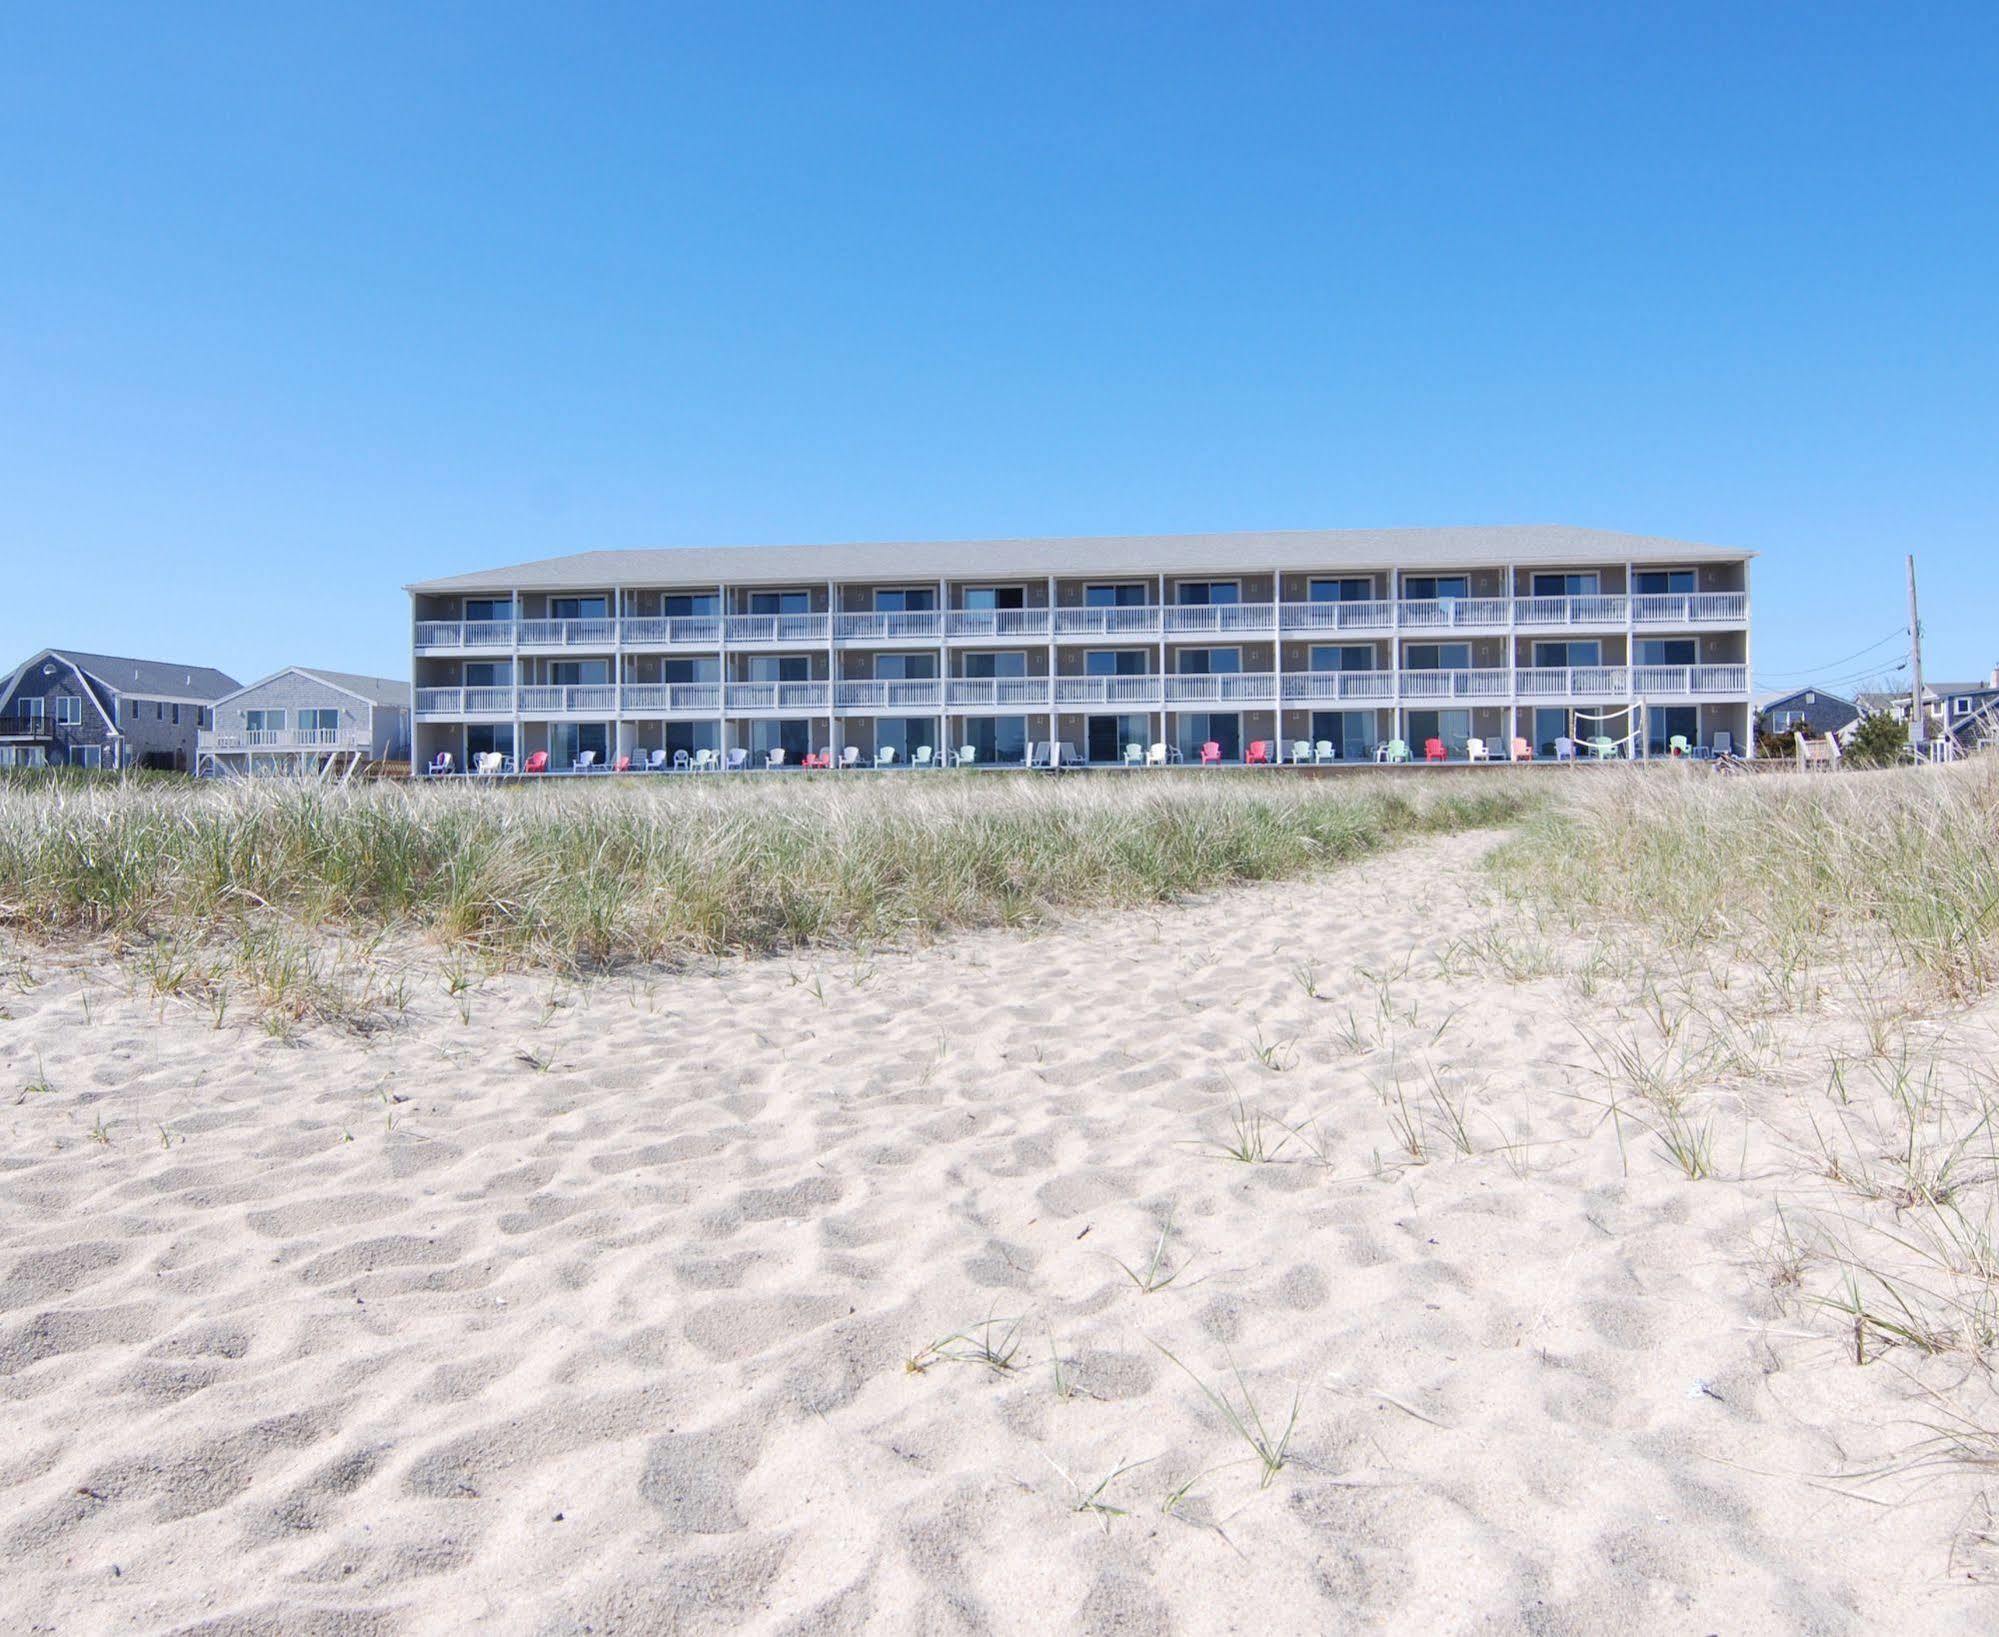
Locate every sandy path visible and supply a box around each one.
[1,831,1992,1633]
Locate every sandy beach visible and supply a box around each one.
[4,826,1995,1633]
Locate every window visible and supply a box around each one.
[73,745,102,769]
[551,596,608,620]
[1403,575,1470,600]
[873,587,937,612]
[663,593,719,617]
[128,699,140,719]
[549,660,610,685]
[1634,569,1697,595]
[54,695,82,725]
[1084,583,1148,608]
[746,656,810,682]
[960,715,1028,765]
[1085,650,1147,677]
[464,661,513,686]
[1308,645,1374,672]
[199,708,210,728]
[748,589,810,615]
[1772,710,1804,731]
[662,657,719,683]
[1176,712,1242,762]
[1403,644,1472,671]
[1308,578,1375,603]
[465,598,513,622]
[1175,581,1240,606]
[155,702,164,721]
[20,697,44,723]
[1955,698,1973,717]
[961,586,1025,611]
[1175,648,1242,675]
[300,709,341,735]
[1086,714,1151,763]
[245,709,287,735]
[874,653,937,680]
[1531,572,1600,597]
[962,652,1028,679]
[1636,639,1698,666]
[1532,641,1601,668]
[171,703,181,726]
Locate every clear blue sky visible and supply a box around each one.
[4,2,1994,694]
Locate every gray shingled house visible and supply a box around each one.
[198,667,410,777]
[0,648,240,770]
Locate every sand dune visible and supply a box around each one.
[3,830,1994,1633]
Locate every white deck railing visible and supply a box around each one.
[834,679,946,709]
[414,619,517,649]
[1396,668,1511,699]
[725,681,832,711]
[832,611,945,641]
[621,616,725,646]
[1163,673,1277,703]
[727,613,833,644]
[1515,666,1632,698]
[202,729,370,752]
[946,677,1052,707]
[1161,604,1276,634]
[1053,674,1165,705]
[1052,607,1163,638]
[945,609,1052,639]
[516,618,618,648]
[1279,671,1396,701]
[1631,593,1746,623]
[1635,664,1748,694]
[1281,600,1397,631]
[1511,595,1628,625]
[1395,597,1513,629]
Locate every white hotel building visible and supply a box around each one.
[408,526,1752,772]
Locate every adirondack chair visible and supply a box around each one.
[613,754,632,772]
[1199,741,1223,765]
[1123,743,1145,766]
[1588,736,1617,760]
[522,750,549,775]
[1314,740,1337,764]
[1466,737,1489,762]
[1424,737,1447,762]
[1668,734,1691,757]
[723,747,749,771]
[427,751,454,777]
[1146,742,1169,766]
[1379,739,1411,764]
[1245,740,1272,765]
[1510,736,1532,762]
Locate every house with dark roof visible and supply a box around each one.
[406,525,1756,770]
[1756,687,1859,739]
[197,667,410,777]
[1857,668,1999,748]
[0,649,241,771]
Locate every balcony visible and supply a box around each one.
[1053,607,1164,639]
[621,616,725,648]
[833,611,945,642]
[1631,593,1746,624]
[414,619,519,652]
[1161,604,1276,635]
[1515,667,1633,699]
[1635,664,1748,695]
[1394,597,1513,629]
[1281,600,1397,632]
[1054,674,1166,706]
[1511,595,1628,626]
[0,714,55,739]
[518,618,617,650]
[945,609,1052,640]
[1279,671,1396,702]
[945,677,1053,708]
[518,684,619,713]
[1396,668,1511,699]
[833,679,946,711]
[1163,673,1276,703]
[620,683,723,713]
[728,613,832,645]
[200,728,371,753]
[724,681,831,712]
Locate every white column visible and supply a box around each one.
[717,581,730,760]
[1047,574,1058,764]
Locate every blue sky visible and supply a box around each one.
[3,2,1994,693]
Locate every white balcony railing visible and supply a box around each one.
[945,609,1052,639]
[415,619,518,650]
[1515,667,1633,698]
[1280,600,1397,631]
[832,611,945,641]
[1161,603,1276,635]
[517,684,619,713]
[1054,674,1165,705]
[1279,671,1396,701]
[1053,607,1164,638]
[1163,673,1276,703]
[201,729,370,752]
[833,679,947,710]
[621,616,724,647]
[1631,593,1747,624]
[727,613,832,645]
[517,619,617,648]
[1634,664,1748,695]
[1511,595,1628,626]
[1396,668,1511,699]
[620,682,723,712]
[725,681,831,712]
[945,677,1052,707]
[1395,597,1513,629]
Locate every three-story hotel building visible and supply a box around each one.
[408,526,1752,772]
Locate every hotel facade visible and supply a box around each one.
[407,526,1752,772]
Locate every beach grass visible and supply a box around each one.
[0,768,1543,967]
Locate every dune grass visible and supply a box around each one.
[1489,759,1999,1002]
[0,769,1542,968]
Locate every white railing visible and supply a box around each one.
[1516,666,1632,698]
[1054,674,1165,705]
[1512,595,1628,625]
[1161,603,1276,634]
[517,619,617,648]
[945,609,1051,639]
[1396,668,1511,699]
[1631,592,1746,623]
[621,616,724,646]
[833,679,946,709]
[1280,671,1395,701]
[620,683,722,712]
[415,619,517,649]
[832,611,945,641]
[1281,600,1396,631]
[728,613,832,644]
[202,729,368,752]
[725,681,831,712]
[1163,673,1276,703]
[517,684,619,712]
[946,677,1051,707]
[1395,597,1513,628]
[1053,607,1163,638]
[1633,664,1748,695]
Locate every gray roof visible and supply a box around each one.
[295,668,409,707]
[408,524,1751,594]
[9,649,240,703]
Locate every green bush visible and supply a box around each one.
[1846,710,1908,769]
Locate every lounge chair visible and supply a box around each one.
[1510,737,1532,762]
[954,745,978,767]
[1199,741,1222,766]
[1246,740,1272,765]
[473,751,502,776]
[1424,738,1447,762]
[875,746,897,767]
[1553,736,1577,762]
[913,745,934,768]
[724,747,749,771]
[841,746,861,768]
[523,750,549,775]
[1314,739,1336,764]
[646,749,669,772]
[1714,731,1734,758]
[1379,739,1410,763]
[1027,742,1050,769]
[1057,742,1084,768]
[427,751,455,777]
[1466,737,1488,762]
[573,750,599,772]
[1146,742,1169,766]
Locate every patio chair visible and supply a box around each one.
[1424,738,1447,762]
[1288,740,1309,765]
[1246,740,1272,765]
[1314,740,1336,764]
[721,747,747,771]
[1713,731,1734,757]
[691,748,716,772]
[574,750,599,772]
[1199,741,1222,765]
[875,746,898,767]
[473,751,502,776]
[1553,736,1577,762]
[1465,737,1488,762]
[955,744,978,767]
[1123,743,1144,766]
[1510,737,1532,762]
[1146,741,1169,766]
[842,746,861,768]
[765,747,787,769]
[613,754,632,772]
[673,749,692,771]
[1668,734,1690,757]
[647,749,669,772]
[1057,742,1084,768]
[523,750,549,775]
[913,745,934,768]
[1588,736,1617,760]
[427,751,455,777]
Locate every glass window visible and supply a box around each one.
[465,598,513,622]
[550,596,608,620]
[1406,710,1473,756]
[1175,581,1241,606]
[873,587,938,612]
[1175,648,1242,675]
[663,657,719,683]
[1176,712,1242,761]
[171,703,181,725]
[1308,578,1375,603]
[1308,710,1376,759]
[1531,572,1600,597]
[467,724,515,760]
[1404,576,1470,600]
[748,589,810,615]
[1084,584,1148,607]
[1531,641,1601,668]
[20,697,44,722]
[300,709,341,734]
[746,656,810,682]
[74,744,103,769]
[961,586,1026,611]
[54,695,82,725]
[1085,650,1147,677]
[960,715,1028,765]
[962,652,1028,679]
[1086,714,1151,762]
[1636,639,1698,666]
[1308,645,1374,672]
[663,593,720,617]
[550,721,609,771]
[464,661,513,686]
[246,709,287,734]
[549,660,610,685]
[1403,644,1472,670]
[874,653,937,680]
[1634,569,1697,595]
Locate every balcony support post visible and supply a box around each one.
[718,581,730,761]
[1047,574,1058,762]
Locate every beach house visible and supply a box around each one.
[0,648,240,771]
[197,668,411,778]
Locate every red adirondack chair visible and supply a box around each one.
[614,754,632,772]
[523,750,550,775]
[1424,737,1448,762]
[1246,740,1272,765]
[1200,741,1223,765]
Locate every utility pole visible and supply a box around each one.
[1907,554,1925,752]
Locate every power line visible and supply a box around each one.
[1751,627,1908,681]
